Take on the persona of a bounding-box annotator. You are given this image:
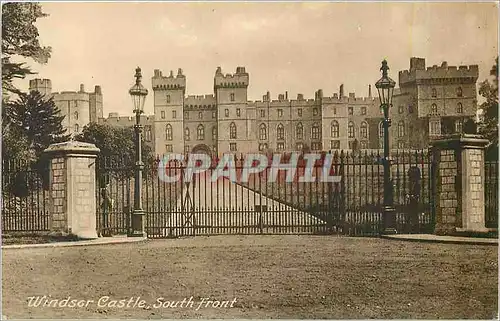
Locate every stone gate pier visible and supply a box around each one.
[43,141,100,239]
[432,134,490,235]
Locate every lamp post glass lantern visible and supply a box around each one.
[375,60,397,234]
[129,67,148,237]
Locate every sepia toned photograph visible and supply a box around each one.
[1,1,498,319]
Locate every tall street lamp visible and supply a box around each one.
[375,60,397,234]
[129,67,148,237]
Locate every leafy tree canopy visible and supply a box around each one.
[2,2,51,97]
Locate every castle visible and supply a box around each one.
[29,57,479,156]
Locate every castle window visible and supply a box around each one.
[296,143,304,151]
[161,111,165,119]
[198,112,202,119]
[313,108,318,116]
[311,142,322,151]
[455,119,463,133]
[166,144,173,153]
[166,95,171,103]
[74,111,79,120]
[408,105,414,113]
[259,143,268,151]
[398,121,405,137]
[278,109,283,117]
[230,143,237,151]
[348,107,353,115]
[360,141,368,149]
[330,140,340,149]
[333,107,337,115]
[311,123,320,140]
[74,124,79,133]
[296,122,304,140]
[197,124,205,140]
[260,110,265,117]
[361,107,367,115]
[184,145,190,154]
[398,105,404,114]
[172,110,177,119]
[457,103,463,114]
[348,122,355,138]
[212,111,217,118]
[379,121,384,137]
[277,123,285,141]
[457,87,463,97]
[298,108,302,117]
[185,128,190,141]
[184,111,189,119]
[236,108,241,117]
[259,123,267,140]
[360,121,368,139]
[431,104,438,115]
[398,141,405,149]
[331,121,339,138]
[165,124,173,140]
[230,122,237,139]
[230,93,235,102]
[145,125,152,141]
[225,109,229,117]
[431,88,437,98]
[212,127,217,140]
[429,120,441,136]
[277,142,285,151]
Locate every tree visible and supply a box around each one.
[478,57,498,154]
[2,2,51,98]
[3,90,70,158]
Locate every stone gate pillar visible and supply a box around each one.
[43,141,100,239]
[431,134,489,235]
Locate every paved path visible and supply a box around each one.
[382,234,498,245]
[148,174,325,237]
[2,235,146,249]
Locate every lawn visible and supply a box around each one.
[2,235,498,319]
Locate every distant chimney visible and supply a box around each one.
[278,94,284,101]
[297,93,304,100]
[95,85,102,95]
[267,91,270,101]
[285,91,288,100]
[339,84,344,98]
[216,66,222,75]
[169,70,174,77]
[333,93,338,99]
[349,92,355,98]
[441,61,448,68]
[368,85,372,98]
[79,84,85,93]
[317,89,323,99]
[177,68,183,77]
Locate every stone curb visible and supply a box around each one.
[381,234,498,246]
[1,236,148,250]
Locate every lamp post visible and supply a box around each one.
[129,67,148,237]
[375,60,397,234]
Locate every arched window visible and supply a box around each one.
[230,122,237,139]
[277,123,285,140]
[457,103,463,114]
[296,122,304,140]
[431,88,437,98]
[348,121,355,138]
[74,111,79,120]
[74,124,79,133]
[212,127,217,140]
[197,124,205,140]
[457,87,463,97]
[379,121,384,137]
[165,124,173,140]
[184,128,190,141]
[431,104,438,115]
[331,121,339,138]
[360,121,368,139]
[311,123,320,140]
[259,123,267,140]
[398,121,405,137]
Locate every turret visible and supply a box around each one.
[29,78,52,96]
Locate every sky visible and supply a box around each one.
[16,2,499,117]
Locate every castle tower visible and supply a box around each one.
[29,79,52,96]
[214,66,251,155]
[152,68,186,156]
[89,85,103,123]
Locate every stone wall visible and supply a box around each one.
[436,149,458,230]
[50,157,67,231]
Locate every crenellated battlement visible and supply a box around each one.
[152,68,186,90]
[184,94,216,109]
[214,66,249,88]
[399,58,479,85]
[100,113,154,124]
